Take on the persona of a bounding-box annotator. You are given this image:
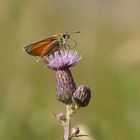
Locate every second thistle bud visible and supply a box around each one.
[72,85,91,107]
[71,127,80,137]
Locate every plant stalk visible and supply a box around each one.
[64,105,72,140]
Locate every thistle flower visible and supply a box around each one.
[72,85,91,107]
[44,50,81,104]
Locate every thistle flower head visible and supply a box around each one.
[44,50,81,70]
[44,50,81,104]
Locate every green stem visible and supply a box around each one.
[64,105,72,140]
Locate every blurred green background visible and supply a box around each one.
[0,0,140,140]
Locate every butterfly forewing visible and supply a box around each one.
[24,36,59,57]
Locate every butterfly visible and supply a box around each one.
[23,31,80,58]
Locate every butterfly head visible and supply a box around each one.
[59,32,70,47]
[61,32,70,40]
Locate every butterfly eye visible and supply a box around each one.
[62,33,67,38]
[62,33,70,39]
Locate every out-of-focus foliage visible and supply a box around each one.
[0,0,140,140]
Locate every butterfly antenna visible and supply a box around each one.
[69,31,80,35]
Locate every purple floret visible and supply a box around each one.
[44,50,81,70]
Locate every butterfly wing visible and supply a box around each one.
[24,37,59,57]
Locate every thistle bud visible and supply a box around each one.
[56,112,66,122]
[71,127,80,137]
[72,85,91,107]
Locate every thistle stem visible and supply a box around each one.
[64,105,72,140]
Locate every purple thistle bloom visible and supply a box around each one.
[44,50,81,104]
[44,50,81,70]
